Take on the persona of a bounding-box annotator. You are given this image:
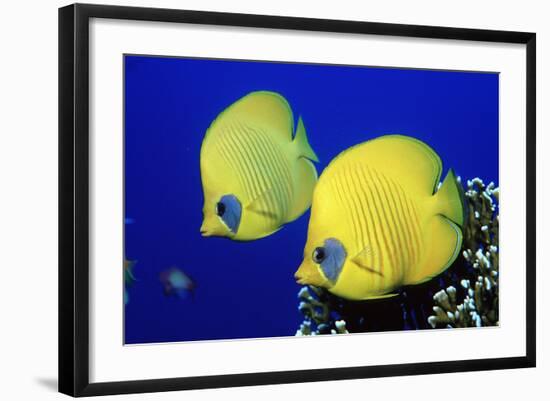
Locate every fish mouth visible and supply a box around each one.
[294,272,307,285]
[200,229,233,239]
[199,223,211,236]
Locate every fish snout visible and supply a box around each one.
[199,223,211,237]
[294,263,308,285]
[295,261,328,287]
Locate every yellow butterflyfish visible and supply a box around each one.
[294,135,464,301]
[200,91,319,241]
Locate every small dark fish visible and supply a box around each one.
[160,267,195,299]
[124,259,137,305]
[124,259,137,286]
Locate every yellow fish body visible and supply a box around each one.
[200,91,319,241]
[294,135,464,301]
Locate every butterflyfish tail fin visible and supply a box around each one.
[405,215,463,286]
[293,116,319,163]
[285,117,319,222]
[287,117,319,222]
[434,168,465,227]
[286,158,318,222]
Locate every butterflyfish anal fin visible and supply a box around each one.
[405,214,463,286]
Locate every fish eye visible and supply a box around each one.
[312,247,326,263]
[215,201,226,216]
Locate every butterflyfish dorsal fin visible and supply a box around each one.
[345,135,443,196]
[224,91,294,142]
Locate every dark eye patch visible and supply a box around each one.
[217,194,241,234]
[318,238,346,283]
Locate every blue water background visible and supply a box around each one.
[124,55,498,344]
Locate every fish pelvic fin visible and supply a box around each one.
[434,168,465,226]
[405,215,463,286]
[293,116,319,163]
[361,293,399,300]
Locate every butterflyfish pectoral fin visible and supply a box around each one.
[244,187,279,221]
[246,206,279,220]
[351,246,384,277]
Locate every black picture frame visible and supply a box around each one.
[59,3,536,397]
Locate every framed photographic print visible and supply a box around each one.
[58,3,536,397]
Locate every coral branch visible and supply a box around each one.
[296,286,349,336]
[428,178,499,328]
